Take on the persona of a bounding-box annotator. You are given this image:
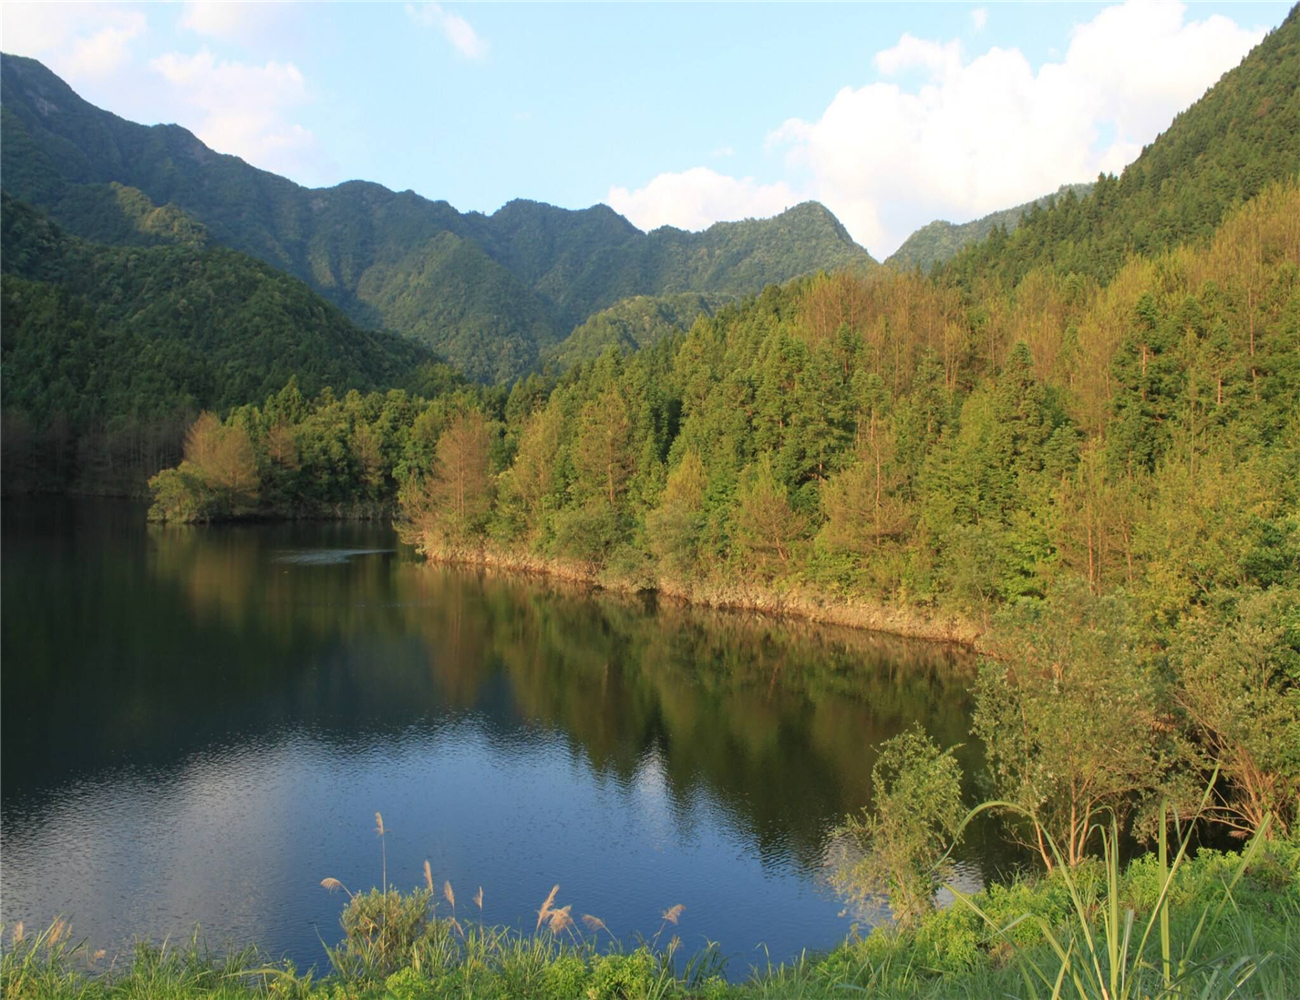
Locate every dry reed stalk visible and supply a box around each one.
[536,884,560,931]
[547,905,573,935]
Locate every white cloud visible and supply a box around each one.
[1,3,145,80]
[608,1,1264,258]
[149,49,320,179]
[874,33,963,80]
[179,1,287,45]
[405,3,488,59]
[607,167,799,233]
[971,8,988,33]
[769,0,1264,255]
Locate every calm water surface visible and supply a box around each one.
[1,499,1008,975]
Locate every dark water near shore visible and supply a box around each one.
[0,498,1010,975]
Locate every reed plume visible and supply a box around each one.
[536,884,560,931]
[320,876,355,900]
[12,922,22,944]
[662,904,685,925]
[443,880,456,912]
[547,905,574,935]
[473,886,484,912]
[423,860,434,893]
[374,811,387,890]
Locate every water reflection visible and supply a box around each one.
[1,499,1004,974]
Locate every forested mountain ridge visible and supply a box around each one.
[545,292,718,368]
[941,3,1300,288]
[0,193,454,493]
[886,183,1094,273]
[0,54,876,381]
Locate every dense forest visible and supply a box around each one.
[0,54,874,381]
[545,292,717,368]
[886,183,1093,273]
[0,194,457,494]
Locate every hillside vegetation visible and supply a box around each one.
[940,3,1300,289]
[545,292,717,368]
[0,56,874,381]
[0,194,451,494]
[886,183,1093,273]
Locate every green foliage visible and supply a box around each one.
[973,580,1165,868]
[887,183,1094,273]
[833,726,964,930]
[940,6,1300,289]
[1,56,876,383]
[548,293,715,369]
[4,840,1296,999]
[1169,586,1300,836]
[0,194,440,493]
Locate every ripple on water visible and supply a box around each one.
[272,549,394,565]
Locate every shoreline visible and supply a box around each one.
[65,494,986,651]
[415,539,987,652]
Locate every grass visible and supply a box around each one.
[4,820,1297,999]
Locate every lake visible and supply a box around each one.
[0,498,1008,976]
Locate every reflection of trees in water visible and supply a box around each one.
[10,506,997,878]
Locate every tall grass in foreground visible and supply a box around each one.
[947,793,1285,1000]
[3,804,1296,999]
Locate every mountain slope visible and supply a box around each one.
[940,4,1300,287]
[545,292,716,368]
[0,194,438,444]
[0,55,876,381]
[887,183,1094,272]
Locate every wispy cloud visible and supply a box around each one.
[179,2,290,45]
[405,3,489,59]
[970,8,988,33]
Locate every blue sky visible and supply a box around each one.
[3,1,1291,257]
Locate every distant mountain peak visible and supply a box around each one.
[1,53,875,383]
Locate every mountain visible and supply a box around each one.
[940,4,1300,288]
[544,292,716,368]
[0,193,449,490]
[886,183,1094,272]
[0,55,876,382]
